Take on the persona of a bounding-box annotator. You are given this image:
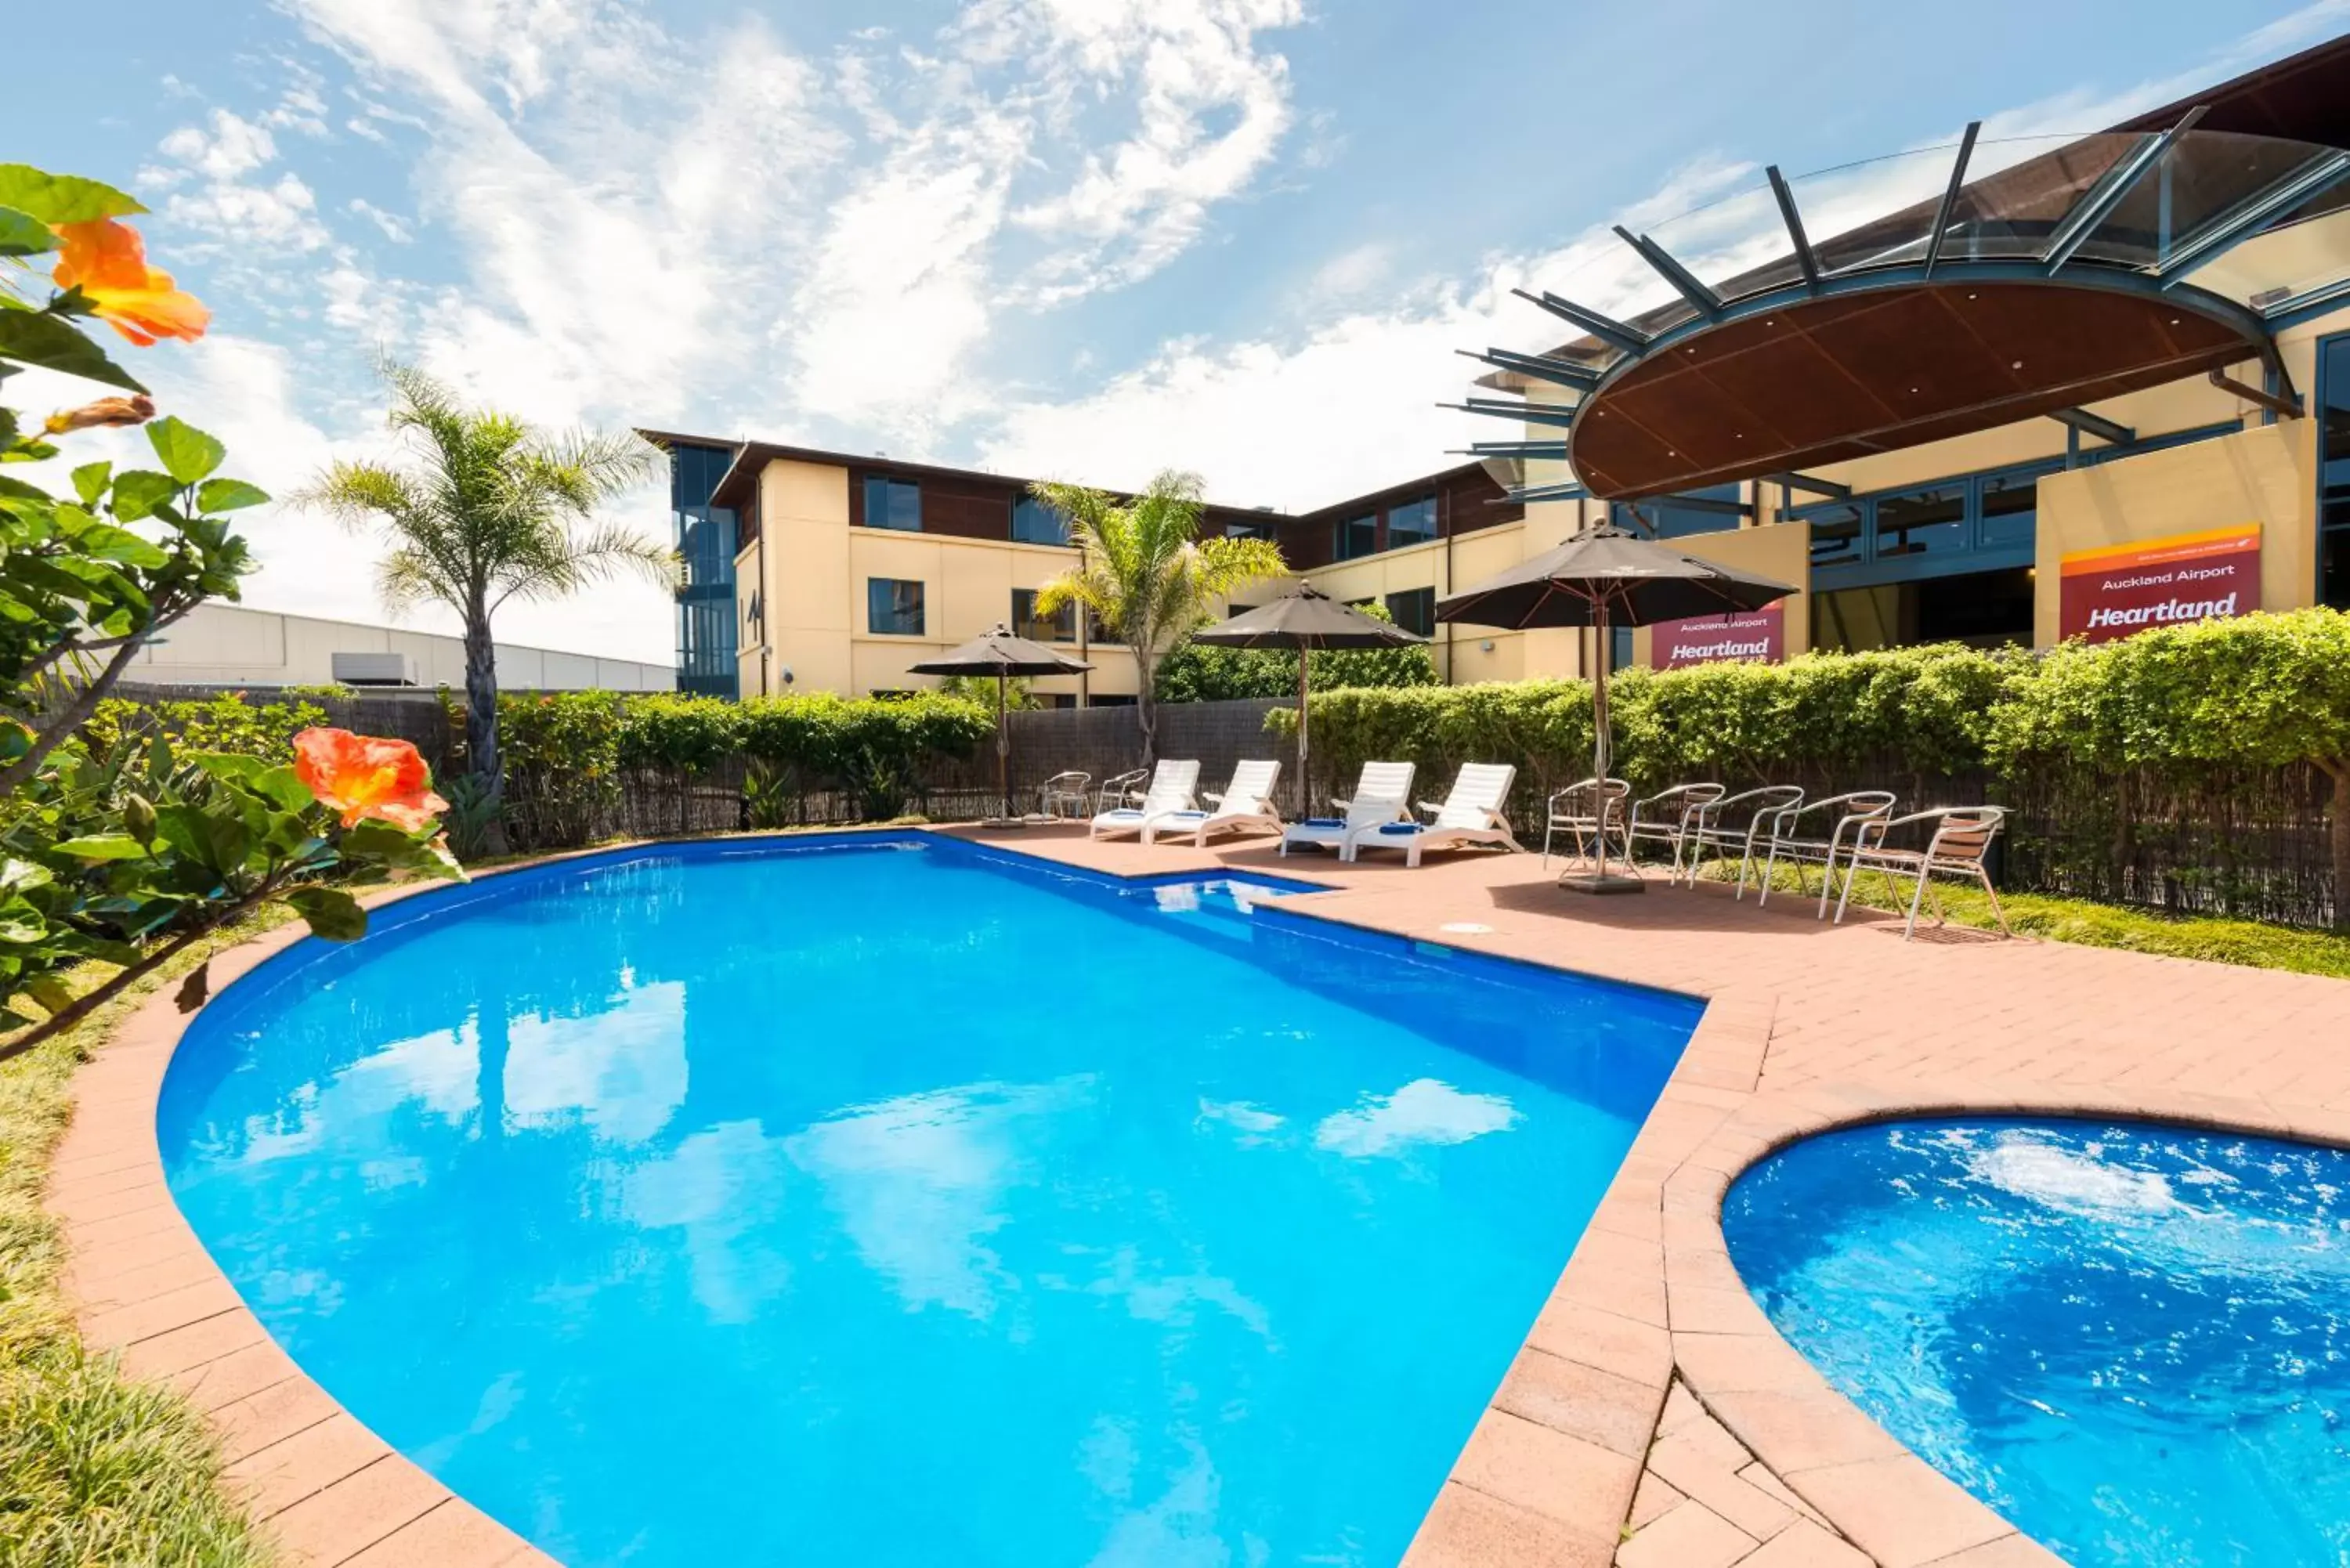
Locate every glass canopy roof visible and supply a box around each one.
[1462,121,2350,499]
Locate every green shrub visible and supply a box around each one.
[616,695,740,773]
[83,691,328,761]
[497,692,624,847]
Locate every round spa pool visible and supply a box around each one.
[1723,1118,2350,1566]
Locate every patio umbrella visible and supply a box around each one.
[909,624,1093,824]
[1436,523,1797,893]
[1191,581,1428,816]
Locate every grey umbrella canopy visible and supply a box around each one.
[1192,582,1427,815]
[909,624,1093,822]
[1436,524,1797,890]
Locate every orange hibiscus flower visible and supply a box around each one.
[49,218,210,347]
[293,728,450,833]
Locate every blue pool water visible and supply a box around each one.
[1724,1118,2350,1566]
[162,833,1698,1566]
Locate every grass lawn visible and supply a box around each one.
[0,911,286,1568]
[1699,859,2350,980]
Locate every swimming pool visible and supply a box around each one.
[1724,1118,2350,1567]
[162,833,1698,1566]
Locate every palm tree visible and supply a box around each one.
[1030,470,1285,763]
[301,363,674,842]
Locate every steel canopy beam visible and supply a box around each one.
[1459,440,1571,461]
[1922,121,1982,279]
[1766,165,1822,295]
[2157,150,2350,284]
[1455,345,1601,392]
[1503,481,1590,504]
[1441,397,1582,430]
[1511,287,1650,356]
[1764,470,1851,499]
[1614,226,1724,320]
[2048,406,2135,446]
[2046,106,2207,275]
[2209,367,2304,418]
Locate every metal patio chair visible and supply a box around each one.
[1094,767,1148,815]
[1676,784,1804,891]
[1834,806,2012,941]
[1625,783,1724,877]
[1542,777,1632,867]
[1750,790,1897,913]
[1039,771,1092,820]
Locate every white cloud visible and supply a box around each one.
[998,0,1304,302]
[158,109,278,180]
[347,197,411,243]
[164,172,331,251]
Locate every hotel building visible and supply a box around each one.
[649,34,2350,702]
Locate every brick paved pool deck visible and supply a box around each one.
[45,824,2350,1566]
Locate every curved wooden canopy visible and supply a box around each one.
[1568,278,2258,499]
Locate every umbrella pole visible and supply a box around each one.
[1297,648,1311,819]
[996,671,1011,822]
[1593,601,1611,880]
[1562,595,1642,895]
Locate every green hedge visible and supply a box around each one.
[492,690,995,846]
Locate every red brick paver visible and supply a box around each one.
[48,824,2350,1565]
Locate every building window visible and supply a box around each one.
[669,442,739,698]
[1011,587,1074,642]
[1976,467,2045,551]
[867,577,925,635]
[1806,501,1866,569]
[2320,333,2350,609]
[862,475,922,531]
[1333,514,1377,560]
[1089,693,1137,707]
[1813,567,2034,652]
[1012,496,1068,545]
[1387,496,1437,546]
[1385,586,1435,638]
[1617,483,1742,539]
[1873,482,1967,562]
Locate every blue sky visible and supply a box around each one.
[15,0,2347,659]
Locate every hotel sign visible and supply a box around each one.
[1653,602,1785,669]
[2058,525,2261,645]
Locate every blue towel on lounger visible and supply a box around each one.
[1378,822,1425,835]
[1302,817,1343,828]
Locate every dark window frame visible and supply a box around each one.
[861,474,923,532]
[1010,587,1076,642]
[866,576,926,636]
[1386,495,1439,547]
[2318,330,2350,609]
[1332,514,1377,561]
[1384,586,1436,638]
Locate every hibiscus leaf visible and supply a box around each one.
[0,167,145,225]
[0,204,51,258]
[76,522,168,570]
[0,310,146,394]
[53,833,150,861]
[146,416,225,486]
[194,477,269,513]
[108,469,179,522]
[287,885,367,943]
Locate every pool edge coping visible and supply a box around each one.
[49,826,2350,1567]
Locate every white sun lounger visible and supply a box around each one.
[1342,763,1521,866]
[1143,759,1283,846]
[1280,761,1415,855]
[1090,760,1200,840]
